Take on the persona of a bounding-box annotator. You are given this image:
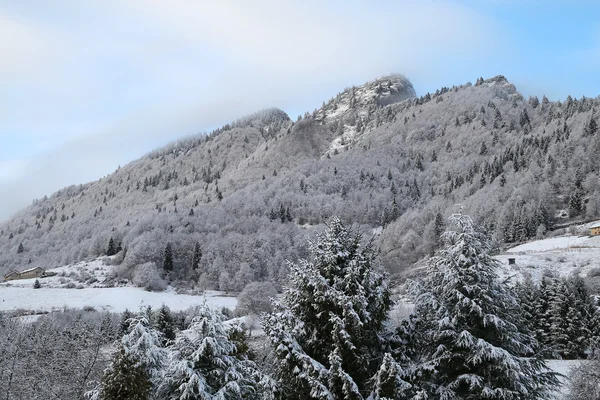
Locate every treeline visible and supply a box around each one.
[515,273,600,359]
[4,75,600,290]
[87,216,576,399]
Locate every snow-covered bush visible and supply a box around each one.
[236,281,278,316]
[132,262,166,292]
[567,357,600,400]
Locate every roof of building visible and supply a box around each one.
[590,221,600,229]
[20,267,44,274]
[3,270,19,278]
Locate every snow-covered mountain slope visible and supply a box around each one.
[2,74,600,292]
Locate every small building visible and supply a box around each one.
[508,258,516,265]
[3,271,20,281]
[591,222,600,236]
[18,267,45,280]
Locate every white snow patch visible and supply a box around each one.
[0,286,236,313]
[496,235,600,283]
[507,236,592,253]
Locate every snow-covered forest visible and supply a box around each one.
[2,74,600,398]
[2,75,600,293]
[2,215,598,399]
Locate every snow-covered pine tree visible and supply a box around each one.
[154,304,176,346]
[534,276,555,349]
[262,217,409,399]
[121,313,168,383]
[412,212,560,399]
[158,303,271,400]
[99,346,151,400]
[514,274,539,334]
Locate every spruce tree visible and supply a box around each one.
[153,304,176,345]
[158,304,271,399]
[107,237,117,256]
[163,243,173,273]
[99,347,151,400]
[412,212,560,399]
[120,309,134,336]
[191,241,202,271]
[263,217,407,399]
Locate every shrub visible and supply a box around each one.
[235,281,278,316]
[132,262,166,292]
[588,267,600,278]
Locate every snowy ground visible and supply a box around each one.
[0,257,237,315]
[0,286,236,314]
[495,230,600,283]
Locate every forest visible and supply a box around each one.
[2,75,600,293]
[1,215,599,399]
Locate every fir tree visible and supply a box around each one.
[33,279,41,289]
[158,304,272,399]
[107,237,117,256]
[411,212,560,399]
[262,217,406,399]
[120,309,134,336]
[99,347,151,400]
[153,304,176,346]
[163,243,174,273]
[191,241,202,271]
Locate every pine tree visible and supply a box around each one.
[33,279,41,289]
[584,114,598,136]
[262,217,406,399]
[99,347,151,400]
[158,304,272,399]
[121,313,167,383]
[107,237,117,256]
[153,304,176,345]
[17,242,24,254]
[120,309,134,336]
[411,212,560,399]
[191,241,202,271]
[534,277,555,348]
[163,243,173,273]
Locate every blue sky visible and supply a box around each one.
[1,0,600,221]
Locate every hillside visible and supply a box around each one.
[2,74,600,292]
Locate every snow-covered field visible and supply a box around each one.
[495,229,600,283]
[0,257,237,314]
[0,286,236,314]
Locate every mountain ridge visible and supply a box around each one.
[2,74,599,293]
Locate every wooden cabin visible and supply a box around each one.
[591,222,600,236]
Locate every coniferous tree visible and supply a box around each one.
[163,243,174,273]
[158,304,272,399]
[153,304,176,346]
[411,212,560,399]
[99,347,151,400]
[120,309,134,336]
[17,242,24,254]
[107,237,117,256]
[191,241,202,271]
[263,217,409,399]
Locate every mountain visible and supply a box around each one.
[2,74,600,292]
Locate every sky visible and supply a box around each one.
[1,0,600,222]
